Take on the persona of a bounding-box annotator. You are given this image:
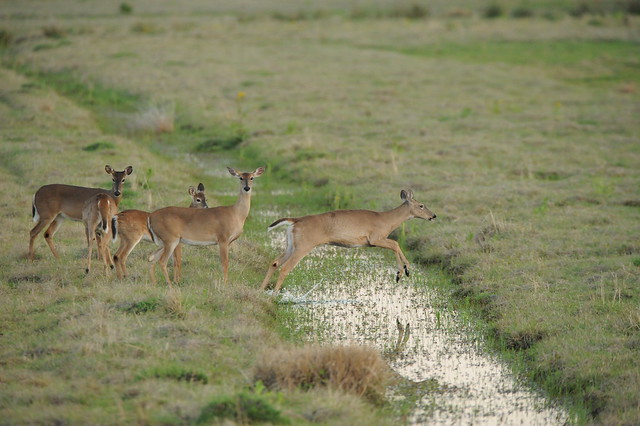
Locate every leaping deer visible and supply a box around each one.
[261,189,436,294]
[112,184,208,280]
[29,165,133,260]
[147,167,264,285]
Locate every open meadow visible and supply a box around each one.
[1,0,640,424]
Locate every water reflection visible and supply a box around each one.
[274,246,568,425]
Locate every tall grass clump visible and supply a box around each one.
[254,344,391,403]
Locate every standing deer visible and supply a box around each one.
[147,167,264,285]
[82,193,118,274]
[261,189,436,294]
[112,183,208,280]
[29,165,134,260]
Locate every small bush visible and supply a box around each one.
[254,344,390,403]
[197,392,288,424]
[390,3,430,19]
[82,141,115,152]
[119,297,160,314]
[131,22,162,34]
[0,29,13,47]
[484,4,504,18]
[138,365,209,384]
[628,0,640,15]
[511,7,534,18]
[42,25,66,39]
[119,3,133,14]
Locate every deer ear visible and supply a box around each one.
[400,190,408,201]
[253,166,265,177]
[227,167,238,177]
[188,186,196,196]
[125,166,133,175]
[197,183,205,192]
[105,165,113,174]
[406,189,414,200]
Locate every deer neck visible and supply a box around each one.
[232,189,252,221]
[379,202,412,234]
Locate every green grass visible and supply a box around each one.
[1,2,640,424]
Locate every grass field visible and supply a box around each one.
[1,0,640,424]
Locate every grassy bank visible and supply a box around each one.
[1,1,640,423]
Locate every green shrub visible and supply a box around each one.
[119,3,133,14]
[511,7,534,18]
[0,29,13,47]
[484,4,504,18]
[82,141,115,152]
[119,297,160,314]
[138,365,209,384]
[197,392,288,424]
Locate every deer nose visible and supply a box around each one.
[244,186,250,192]
[430,214,437,221]
[114,191,121,197]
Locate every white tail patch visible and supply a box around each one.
[32,196,39,223]
[268,218,294,231]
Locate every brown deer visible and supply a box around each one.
[147,167,264,285]
[29,165,133,260]
[112,183,208,280]
[82,193,118,274]
[261,189,436,294]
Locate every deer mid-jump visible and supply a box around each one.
[261,189,436,294]
[29,165,133,260]
[112,184,208,280]
[147,167,264,285]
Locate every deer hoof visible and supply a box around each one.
[396,271,401,283]
[85,268,89,274]
[404,265,410,277]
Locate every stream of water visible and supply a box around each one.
[270,240,569,425]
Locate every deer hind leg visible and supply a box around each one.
[158,240,179,286]
[97,230,114,272]
[273,245,314,294]
[172,244,183,283]
[84,220,98,274]
[29,214,57,260]
[114,235,142,279]
[44,216,66,259]
[261,228,298,290]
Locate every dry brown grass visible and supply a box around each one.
[254,344,391,403]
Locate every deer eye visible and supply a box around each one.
[250,177,254,181]
[196,198,201,203]
[112,178,116,182]
[419,204,424,209]
[122,179,125,182]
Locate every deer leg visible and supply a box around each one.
[172,244,183,283]
[218,242,230,283]
[84,222,96,274]
[29,215,57,260]
[158,240,179,286]
[273,246,313,294]
[261,251,292,290]
[371,238,409,282]
[43,216,64,259]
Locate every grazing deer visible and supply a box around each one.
[261,189,436,294]
[148,167,264,285]
[112,183,208,280]
[29,165,134,260]
[82,193,118,274]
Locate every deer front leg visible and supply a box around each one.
[371,238,410,282]
[219,242,230,283]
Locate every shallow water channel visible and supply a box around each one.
[270,238,569,425]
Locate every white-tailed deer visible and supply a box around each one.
[261,189,436,293]
[148,167,264,285]
[82,193,118,274]
[112,183,208,280]
[29,165,134,260]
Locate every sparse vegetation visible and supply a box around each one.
[254,344,391,403]
[0,0,639,424]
